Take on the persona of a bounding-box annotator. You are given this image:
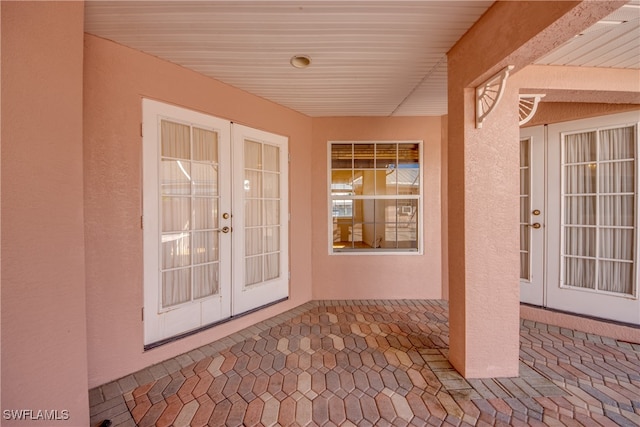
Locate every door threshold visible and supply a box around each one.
[520,303,640,344]
[144,297,289,351]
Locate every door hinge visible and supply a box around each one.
[140,215,144,229]
[288,153,291,162]
[140,123,143,137]
[141,307,144,321]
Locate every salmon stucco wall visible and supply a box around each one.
[83,34,313,388]
[524,103,639,127]
[1,2,90,424]
[311,117,443,300]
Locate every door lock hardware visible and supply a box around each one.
[222,213,230,219]
[528,223,541,229]
[532,209,541,216]
[221,226,231,233]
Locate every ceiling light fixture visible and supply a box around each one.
[290,55,311,69]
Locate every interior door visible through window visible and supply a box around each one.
[142,100,289,346]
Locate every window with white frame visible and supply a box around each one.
[329,141,422,253]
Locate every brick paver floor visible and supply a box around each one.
[89,300,640,426]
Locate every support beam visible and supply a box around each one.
[446,0,626,378]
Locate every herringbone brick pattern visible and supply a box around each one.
[89,300,640,426]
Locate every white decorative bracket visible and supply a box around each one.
[518,94,546,126]
[475,65,514,129]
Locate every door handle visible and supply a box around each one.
[221,226,231,233]
[528,223,541,229]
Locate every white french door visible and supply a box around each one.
[521,111,640,325]
[142,99,288,345]
[519,125,545,306]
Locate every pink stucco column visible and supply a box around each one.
[1,2,89,424]
[445,0,627,378]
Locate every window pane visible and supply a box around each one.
[332,170,354,194]
[599,161,634,193]
[161,160,191,195]
[520,225,529,252]
[161,120,190,159]
[564,227,595,257]
[245,256,262,286]
[245,227,262,256]
[162,269,191,307]
[245,140,262,169]
[353,144,375,168]
[520,138,530,167]
[599,228,634,261]
[192,163,217,196]
[264,144,279,172]
[264,172,279,198]
[598,261,633,295]
[376,143,396,168]
[564,258,595,289]
[599,195,634,226]
[264,200,280,225]
[331,144,352,169]
[264,226,280,253]
[192,128,217,162]
[564,131,596,163]
[192,231,218,264]
[245,170,262,198]
[265,253,280,281]
[162,197,190,231]
[162,233,190,269]
[193,198,217,230]
[354,170,377,195]
[564,196,595,225]
[397,168,419,195]
[245,200,261,227]
[599,127,634,160]
[193,264,218,299]
[565,165,596,194]
[398,143,420,165]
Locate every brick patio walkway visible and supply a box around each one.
[89,300,640,426]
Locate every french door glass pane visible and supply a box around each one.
[245,170,262,198]
[245,257,262,286]
[264,227,280,252]
[192,128,218,162]
[161,160,191,195]
[562,127,636,296]
[565,131,596,163]
[564,258,595,289]
[245,200,262,227]
[161,121,190,159]
[192,231,218,264]
[245,140,261,169]
[162,197,190,232]
[162,233,190,269]
[264,144,279,171]
[162,269,191,307]
[264,172,279,198]
[193,264,218,299]
[600,127,634,160]
[265,254,280,281]
[564,227,595,257]
[192,163,217,196]
[245,228,262,256]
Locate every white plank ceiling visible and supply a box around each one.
[84,1,639,117]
